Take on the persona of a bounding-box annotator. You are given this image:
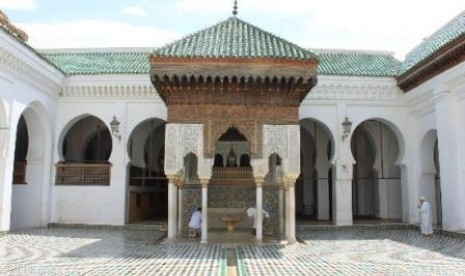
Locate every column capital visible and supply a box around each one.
[255,177,265,186]
[166,174,177,183]
[199,179,209,187]
[282,176,297,190]
[177,180,185,189]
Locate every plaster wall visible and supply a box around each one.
[52,76,167,225]
[0,30,62,230]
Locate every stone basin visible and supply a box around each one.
[220,214,243,232]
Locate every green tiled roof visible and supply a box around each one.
[0,25,64,74]
[40,49,401,77]
[41,51,150,75]
[315,50,400,77]
[399,11,465,75]
[153,16,318,60]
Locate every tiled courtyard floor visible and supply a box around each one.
[1,227,465,275]
[239,229,465,275]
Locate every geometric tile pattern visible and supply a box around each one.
[3,227,465,275]
[238,229,465,275]
[0,228,225,276]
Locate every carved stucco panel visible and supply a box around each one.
[165,123,204,175]
[286,125,301,177]
[198,157,214,179]
[180,124,202,159]
[263,125,288,159]
[164,124,180,175]
[263,125,301,178]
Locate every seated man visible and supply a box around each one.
[244,207,270,237]
[188,207,202,237]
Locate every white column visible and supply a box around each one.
[167,179,178,239]
[285,179,296,244]
[256,180,263,242]
[178,184,184,233]
[433,89,464,230]
[378,179,389,218]
[333,103,354,226]
[200,180,208,244]
[316,179,330,220]
[0,126,15,231]
[333,161,353,226]
[279,185,284,235]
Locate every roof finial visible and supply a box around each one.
[233,0,238,16]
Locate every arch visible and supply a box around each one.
[217,126,248,142]
[59,115,112,162]
[213,154,224,167]
[239,153,251,167]
[351,117,406,166]
[184,152,199,184]
[126,118,167,224]
[350,119,403,220]
[11,100,52,230]
[298,118,334,222]
[299,118,335,162]
[419,129,442,226]
[214,126,250,168]
[420,129,438,174]
[127,118,166,164]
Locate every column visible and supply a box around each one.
[167,177,178,240]
[200,179,208,244]
[177,181,184,233]
[279,184,284,235]
[433,89,464,230]
[333,160,353,225]
[316,178,330,220]
[334,103,354,226]
[285,179,296,244]
[0,126,15,231]
[255,179,264,242]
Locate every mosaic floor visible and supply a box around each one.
[0,228,225,275]
[1,227,465,275]
[239,229,465,275]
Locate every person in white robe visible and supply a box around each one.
[189,208,202,236]
[244,207,270,237]
[418,197,433,236]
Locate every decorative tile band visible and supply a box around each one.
[296,224,418,231]
[48,223,168,232]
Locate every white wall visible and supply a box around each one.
[0,29,62,230]
[51,75,167,225]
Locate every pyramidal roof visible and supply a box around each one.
[153,16,318,61]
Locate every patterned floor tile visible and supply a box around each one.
[0,228,224,276]
[238,229,465,275]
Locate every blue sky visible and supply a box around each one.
[0,0,464,60]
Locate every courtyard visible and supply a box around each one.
[0,227,465,275]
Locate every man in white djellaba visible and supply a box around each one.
[418,197,433,236]
[243,207,270,237]
[189,207,202,237]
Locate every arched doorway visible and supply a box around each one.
[11,103,51,230]
[351,120,402,221]
[265,153,282,235]
[56,115,112,185]
[181,152,200,234]
[127,119,167,223]
[208,127,255,231]
[420,130,442,227]
[298,119,334,223]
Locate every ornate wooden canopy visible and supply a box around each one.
[150,16,319,157]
